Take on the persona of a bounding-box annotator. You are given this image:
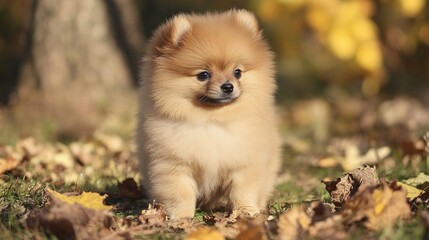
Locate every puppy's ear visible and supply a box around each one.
[231,9,261,38]
[152,14,191,56]
[169,14,191,45]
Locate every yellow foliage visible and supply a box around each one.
[259,0,283,22]
[47,188,112,211]
[351,18,377,42]
[328,28,356,60]
[356,40,382,72]
[399,0,426,17]
[277,0,305,8]
[306,7,332,33]
[336,1,363,25]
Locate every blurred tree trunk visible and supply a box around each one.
[13,0,144,139]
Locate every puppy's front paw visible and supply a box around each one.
[149,174,197,219]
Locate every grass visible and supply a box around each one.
[1,100,428,238]
[0,149,427,239]
[0,176,45,229]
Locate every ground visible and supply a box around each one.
[1,95,429,239]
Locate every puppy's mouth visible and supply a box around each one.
[198,95,238,105]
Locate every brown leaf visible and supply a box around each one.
[211,212,240,239]
[185,227,224,240]
[278,203,345,240]
[95,133,124,153]
[308,215,346,240]
[18,137,41,158]
[0,156,20,174]
[341,181,411,230]
[278,206,311,240]
[236,222,264,240]
[322,166,379,207]
[27,192,114,239]
[118,178,143,199]
[139,201,167,227]
[322,176,354,208]
[306,201,334,223]
[348,166,380,189]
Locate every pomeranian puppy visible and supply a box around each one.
[136,9,281,219]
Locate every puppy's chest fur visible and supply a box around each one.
[145,118,258,198]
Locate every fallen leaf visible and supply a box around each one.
[118,178,143,199]
[397,182,424,199]
[326,138,391,171]
[348,166,379,188]
[139,201,166,227]
[0,156,20,174]
[26,191,114,240]
[236,221,265,240]
[278,203,344,240]
[342,181,411,230]
[307,215,346,240]
[18,137,41,157]
[318,157,338,168]
[322,166,379,207]
[47,188,112,210]
[186,227,224,240]
[70,141,104,166]
[341,146,390,171]
[305,201,334,223]
[95,132,124,153]
[278,206,311,240]
[410,189,429,211]
[210,211,240,239]
[404,172,429,189]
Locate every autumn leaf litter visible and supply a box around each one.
[1,129,429,238]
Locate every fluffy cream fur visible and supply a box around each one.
[137,9,281,219]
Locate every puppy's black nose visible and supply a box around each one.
[221,83,234,94]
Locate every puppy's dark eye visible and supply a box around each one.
[197,71,211,81]
[234,69,242,79]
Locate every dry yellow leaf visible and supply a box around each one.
[47,188,112,211]
[404,172,429,187]
[186,227,224,240]
[397,182,424,199]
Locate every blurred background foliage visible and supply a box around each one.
[138,0,429,99]
[0,0,428,143]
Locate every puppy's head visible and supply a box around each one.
[144,10,275,121]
